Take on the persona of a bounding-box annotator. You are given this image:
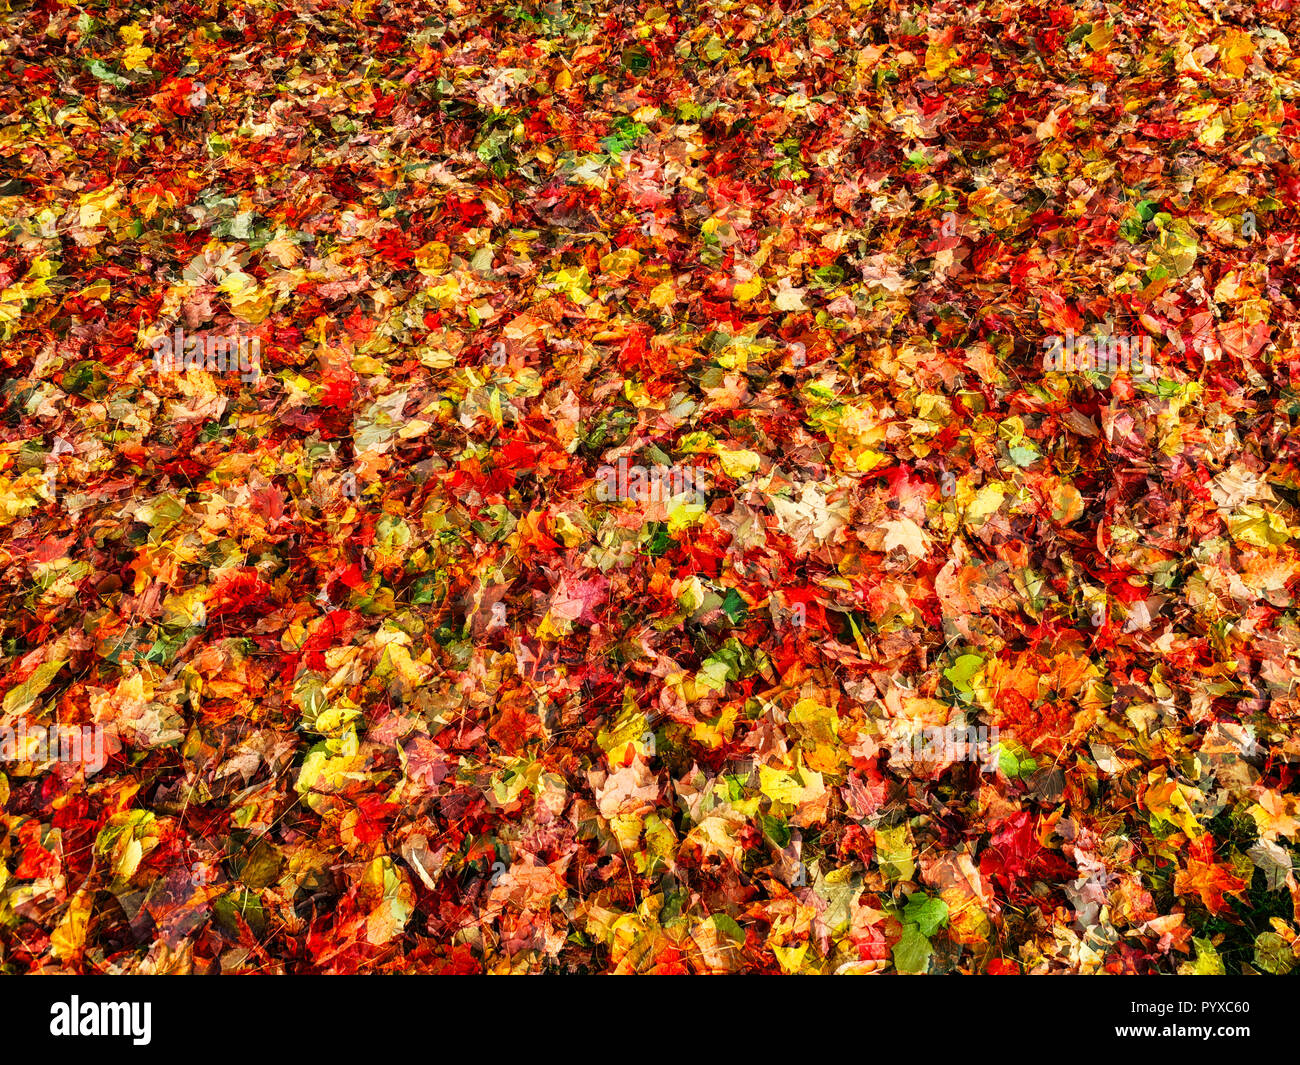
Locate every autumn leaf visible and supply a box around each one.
[1174,835,1248,915]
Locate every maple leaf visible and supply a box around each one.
[881,516,930,558]
[1174,834,1248,915]
[590,759,659,820]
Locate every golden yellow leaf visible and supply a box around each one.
[51,890,93,961]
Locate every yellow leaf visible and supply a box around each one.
[666,498,706,533]
[1144,771,1202,836]
[690,703,739,749]
[964,483,1007,527]
[1198,116,1226,147]
[924,42,957,78]
[161,589,207,628]
[875,823,915,881]
[759,763,825,808]
[789,698,839,747]
[1228,505,1294,547]
[51,890,93,961]
[552,511,586,547]
[772,280,807,311]
[1249,790,1300,840]
[772,940,811,974]
[599,247,641,278]
[3,658,66,716]
[690,913,746,973]
[414,241,450,276]
[1181,102,1218,122]
[122,43,153,71]
[116,837,144,881]
[77,188,120,229]
[853,448,888,472]
[648,280,676,308]
[717,448,761,479]
[1084,22,1115,50]
[548,265,590,303]
[375,643,425,690]
[536,609,570,640]
[901,696,951,726]
[596,706,651,759]
[1219,28,1255,77]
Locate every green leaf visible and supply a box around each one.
[721,587,748,625]
[1254,932,1295,974]
[61,360,110,399]
[86,58,131,88]
[759,813,791,849]
[213,889,266,936]
[621,46,650,73]
[943,654,983,694]
[410,575,438,605]
[599,117,650,156]
[893,924,932,973]
[142,492,186,541]
[1190,937,1226,975]
[694,637,755,693]
[876,824,914,882]
[645,522,673,557]
[705,912,745,943]
[998,745,1037,779]
[903,893,949,937]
